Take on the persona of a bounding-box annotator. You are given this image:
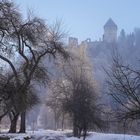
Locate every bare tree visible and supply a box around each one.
[105,54,140,128]
[0,0,67,133]
[47,47,104,139]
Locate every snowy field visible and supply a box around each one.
[0,130,140,140]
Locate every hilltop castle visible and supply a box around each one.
[103,18,117,43]
[68,18,118,47]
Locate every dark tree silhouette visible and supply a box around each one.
[105,55,140,127]
[0,0,67,133]
[47,48,104,140]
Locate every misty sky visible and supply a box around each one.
[14,0,140,42]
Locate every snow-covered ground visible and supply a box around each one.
[0,130,140,140]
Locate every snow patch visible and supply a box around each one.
[0,130,140,140]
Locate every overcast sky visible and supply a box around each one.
[14,0,140,42]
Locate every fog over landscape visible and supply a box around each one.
[0,0,140,140]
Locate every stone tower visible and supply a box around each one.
[103,18,117,43]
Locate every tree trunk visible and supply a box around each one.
[83,127,87,140]
[9,114,19,133]
[54,112,57,130]
[19,111,26,133]
[73,126,78,137]
[83,132,86,140]
[73,118,78,137]
[61,113,64,131]
[78,128,82,138]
